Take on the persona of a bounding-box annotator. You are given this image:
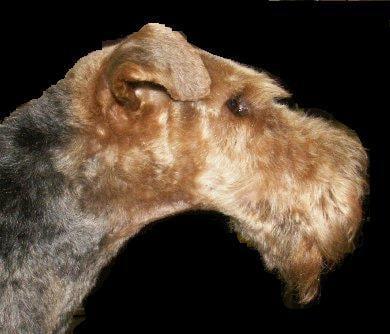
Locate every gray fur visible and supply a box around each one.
[0,83,109,333]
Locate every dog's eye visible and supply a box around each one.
[226,96,249,116]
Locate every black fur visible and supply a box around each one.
[0,82,109,333]
[0,82,72,257]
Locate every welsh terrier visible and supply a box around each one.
[0,23,368,333]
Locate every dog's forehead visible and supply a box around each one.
[194,48,289,104]
[198,48,259,80]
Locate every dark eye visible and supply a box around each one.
[226,95,249,116]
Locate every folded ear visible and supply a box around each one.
[105,23,211,109]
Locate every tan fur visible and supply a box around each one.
[60,23,368,306]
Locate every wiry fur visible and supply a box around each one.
[0,23,368,333]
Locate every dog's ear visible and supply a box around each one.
[105,23,211,109]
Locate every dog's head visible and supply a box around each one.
[67,23,368,306]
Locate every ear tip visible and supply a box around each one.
[141,22,166,29]
[139,23,173,34]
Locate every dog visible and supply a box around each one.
[0,23,368,333]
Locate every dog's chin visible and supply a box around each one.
[282,289,320,310]
[229,214,323,309]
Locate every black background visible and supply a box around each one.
[0,3,388,332]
